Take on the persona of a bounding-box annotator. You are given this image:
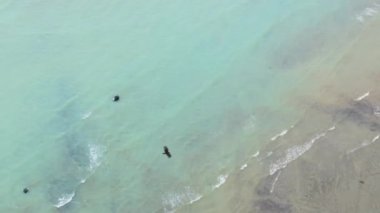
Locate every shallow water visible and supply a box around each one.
[0,0,379,212]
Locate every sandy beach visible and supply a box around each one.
[178,12,380,213]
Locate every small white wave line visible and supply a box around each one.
[328,126,336,131]
[271,124,296,141]
[162,186,202,212]
[251,151,260,158]
[355,91,370,101]
[240,163,248,170]
[271,129,288,141]
[189,195,203,204]
[270,171,281,194]
[356,4,380,23]
[212,174,228,190]
[54,192,75,208]
[269,132,326,175]
[347,134,380,154]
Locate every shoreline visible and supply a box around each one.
[178,14,380,213]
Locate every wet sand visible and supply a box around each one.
[178,15,380,213]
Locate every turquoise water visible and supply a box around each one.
[0,0,377,212]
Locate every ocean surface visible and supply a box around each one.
[0,0,379,212]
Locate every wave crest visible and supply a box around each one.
[162,186,202,212]
[54,192,75,208]
[212,174,229,190]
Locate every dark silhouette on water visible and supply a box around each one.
[163,146,171,158]
[23,188,29,194]
[359,180,365,184]
[113,95,120,102]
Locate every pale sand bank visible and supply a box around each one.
[178,16,380,213]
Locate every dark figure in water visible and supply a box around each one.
[113,95,120,102]
[23,188,29,194]
[163,146,171,158]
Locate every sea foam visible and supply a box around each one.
[88,144,106,171]
[328,126,336,131]
[271,125,295,141]
[269,132,326,175]
[54,192,75,208]
[347,134,380,154]
[271,129,288,141]
[212,174,229,190]
[162,187,202,212]
[356,3,380,23]
[355,91,370,101]
[240,163,248,170]
[252,151,260,158]
[270,171,281,194]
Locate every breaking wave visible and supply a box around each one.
[355,2,380,23]
[212,174,229,190]
[269,132,326,175]
[347,134,380,154]
[355,91,370,101]
[240,163,248,170]
[270,171,281,194]
[162,187,202,212]
[252,151,260,158]
[54,192,75,208]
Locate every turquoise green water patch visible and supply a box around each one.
[0,0,378,212]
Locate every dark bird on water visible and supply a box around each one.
[163,146,171,158]
[23,188,29,194]
[113,95,120,102]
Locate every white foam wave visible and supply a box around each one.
[347,135,380,154]
[252,151,260,158]
[271,125,295,141]
[54,192,75,208]
[257,151,272,162]
[88,144,106,171]
[356,3,380,23]
[271,129,288,141]
[240,163,248,170]
[269,133,326,175]
[162,187,202,212]
[372,135,380,142]
[81,111,92,120]
[355,91,370,101]
[212,174,228,190]
[270,171,281,194]
[347,141,369,154]
[364,7,378,16]
[189,195,203,204]
[328,126,336,131]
